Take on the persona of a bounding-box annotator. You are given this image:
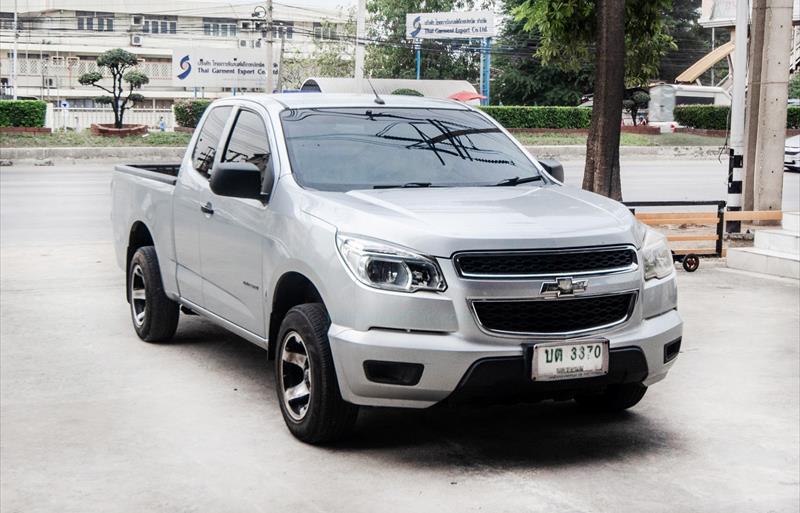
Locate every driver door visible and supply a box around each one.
[198,107,274,337]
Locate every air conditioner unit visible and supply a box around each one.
[130,34,143,46]
[131,15,143,26]
[253,39,262,48]
[239,39,248,48]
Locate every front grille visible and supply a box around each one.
[472,293,636,335]
[454,247,637,278]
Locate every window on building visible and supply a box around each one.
[272,20,294,39]
[142,15,177,35]
[76,11,113,32]
[313,22,336,40]
[203,18,237,37]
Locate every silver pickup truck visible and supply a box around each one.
[112,94,682,444]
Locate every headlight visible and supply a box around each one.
[336,234,447,292]
[640,225,674,280]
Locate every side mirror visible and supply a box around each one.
[210,162,268,201]
[538,159,565,183]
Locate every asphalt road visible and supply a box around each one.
[1,162,799,513]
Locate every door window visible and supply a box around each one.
[192,106,233,177]
[223,109,272,183]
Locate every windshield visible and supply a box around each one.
[279,107,542,192]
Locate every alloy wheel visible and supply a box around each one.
[279,330,312,422]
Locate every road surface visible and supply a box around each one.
[1,162,798,513]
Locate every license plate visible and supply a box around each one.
[531,339,609,381]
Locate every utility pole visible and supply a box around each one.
[711,27,716,85]
[276,34,285,93]
[727,0,750,233]
[743,0,767,211]
[265,0,274,94]
[12,0,18,99]
[354,0,365,92]
[753,0,793,213]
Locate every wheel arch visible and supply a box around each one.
[126,221,155,302]
[269,271,324,359]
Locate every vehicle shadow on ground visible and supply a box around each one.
[170,317,678,469]
[336,402,676,469]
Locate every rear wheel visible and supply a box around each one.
[128,246,179,342]
[575,383,647,412]
[275,303,358,444]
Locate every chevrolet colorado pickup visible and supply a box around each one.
[112,94,682,444]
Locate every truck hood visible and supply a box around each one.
[302,185,639,257]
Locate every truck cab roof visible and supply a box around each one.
[217,93,472,111]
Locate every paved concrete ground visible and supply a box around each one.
[1,164,799,513]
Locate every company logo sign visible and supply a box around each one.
[409,16,422,38]
[177,55,192,80]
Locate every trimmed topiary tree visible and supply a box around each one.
[391,88,423,96]
[78,49,149,129]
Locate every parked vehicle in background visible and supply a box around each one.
[111,94,683,444]
[786,135,800,172]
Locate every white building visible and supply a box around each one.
[0,0,350,112]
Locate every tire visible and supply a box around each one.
[128,246,179,342]
[575,383,647,412]
[275,303,358,444]
[682,254,700,272]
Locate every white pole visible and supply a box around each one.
[727,0,750,232]
[265,0,274,94]
[12,0,18,99]
[354,0,366,92]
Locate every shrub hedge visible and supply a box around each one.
[173,99,212,128]
[391,88,423,96]
[675,105,800,130]
[479,106,592,129]
[788,106,800,129]
[673,106,730,130]
[0,100,48,127]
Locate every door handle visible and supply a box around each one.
[200,202,214,215]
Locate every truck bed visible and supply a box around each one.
[114,163,180,185]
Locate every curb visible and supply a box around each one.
[0,146,185,161]
[524,145,724,160]
[0,144,725,163]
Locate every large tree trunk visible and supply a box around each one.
[583,0,626,201]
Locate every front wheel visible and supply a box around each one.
[575,383,647,412]
[275,303,358,444]
[128,246,179,342]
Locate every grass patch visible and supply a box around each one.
[0,130,192,148]
[514,132,726,147]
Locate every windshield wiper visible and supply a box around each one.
[490,175,544,187]
[373,182,435,189]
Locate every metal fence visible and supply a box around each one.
[52,108,173,131]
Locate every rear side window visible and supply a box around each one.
[222,109,271,180]
[192,106,232,177]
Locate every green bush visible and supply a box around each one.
[675,105,800,130]
[391,88,423,96]
[0,100,48,127]
[173,99,211,128]
[673,106,730,130]
[787,106,800,129]
[478,106,592,129]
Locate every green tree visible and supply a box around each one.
[514,0,675,200]
[492,0,593,105]
[78,49,148,128]
[365,0,481,81]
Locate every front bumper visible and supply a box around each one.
[328,307,683,408]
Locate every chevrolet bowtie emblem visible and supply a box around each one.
[540,277,588,297]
